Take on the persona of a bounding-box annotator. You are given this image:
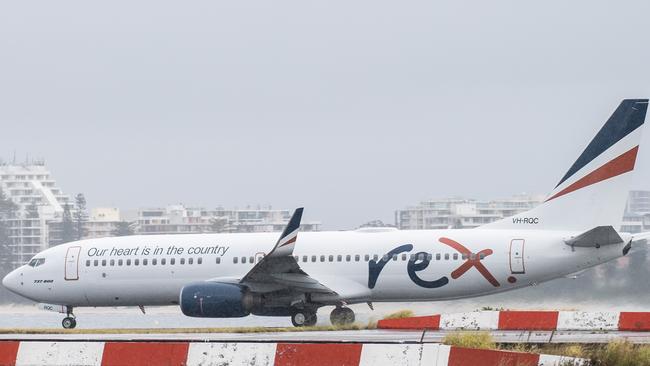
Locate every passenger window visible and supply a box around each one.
[198,258,203,265]
[232,257,237,264]
[402,254,407,261]
[180,258,185,265]
[427,253,432,261]
[303,255,308,262]
[328,255,334,262]
[94,260,98,266]
[372,254,378,261]
[346,255,351,262]
[126,259,131,266]
[453,253,458,260]
[479,253,485,260]
[444,253,450,260]
[462,254,468,260]
[216,257,220,264]
[118,259,123,266]
[161,258,166,265]
[249,256,254,264]
[152,259,157,265]
[311,255,316,262]
[470,253,476,260]
[86,260,90,267]
[143,259,148,265]
[110,259,115,266]
[337,255,342,262]
[134,259,139,266]
[242,256,247,264]
[417,253,425,261]
[436,253,441,260]
[320,255,325,262]
[171,258,175,265]
[188,258,194,265]
[410,254,416,261]
[355,255,360,262]
[392,254,397,261]
[364,254,370,262]
[294,256,299,262]
[102,260,107,266]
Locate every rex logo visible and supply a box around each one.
[367,237,500,289]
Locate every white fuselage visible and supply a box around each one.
[2,228,627,309]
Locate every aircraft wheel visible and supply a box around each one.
[330,307,355,326]
[291,309,317,327]
[62,317,77,329]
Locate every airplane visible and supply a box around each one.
[2,99,649,329]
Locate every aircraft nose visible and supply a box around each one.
[2,269,20,294]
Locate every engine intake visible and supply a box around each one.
[180,282,255,318]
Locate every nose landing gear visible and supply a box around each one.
[62,306,76,329]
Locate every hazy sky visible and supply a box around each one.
[1,1,650,229]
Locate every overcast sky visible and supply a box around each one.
[1,1,649,229]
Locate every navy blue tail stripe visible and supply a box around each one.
[556,99,648,188]
[278,207,303,240]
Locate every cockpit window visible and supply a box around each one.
[28,258,45,267]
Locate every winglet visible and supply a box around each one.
[268,207,303,257]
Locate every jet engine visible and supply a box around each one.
[179,282,261,318]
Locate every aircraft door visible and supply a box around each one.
[509,239,525,274]
[255,252,265,264]
[65,246,81,280]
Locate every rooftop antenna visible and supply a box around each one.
[12,150,16,165]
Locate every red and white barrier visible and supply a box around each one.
[0,341,585,366]
[378,310,650,331]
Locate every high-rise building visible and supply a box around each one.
[131,205,321,234]
[0,162,71,268]
[395,194,545,230]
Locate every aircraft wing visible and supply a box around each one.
[239,208,337,295]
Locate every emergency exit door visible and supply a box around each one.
[509,239,525,274]
[65,246,81,280]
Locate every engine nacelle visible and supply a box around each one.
[180,282,257,318]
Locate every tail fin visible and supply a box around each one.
[485,99,648,231]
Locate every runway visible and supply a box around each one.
[2,329,650,344]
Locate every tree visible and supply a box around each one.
[61,203,75,244]
[73,193,87,240]
[0,188,16,273]
[111,221,135,237]
[209,217,229,233]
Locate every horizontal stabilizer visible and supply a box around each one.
[564,226,623,248]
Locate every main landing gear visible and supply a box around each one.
[291,308,317,327]
[62,306,77,329]
[330,306,355,326]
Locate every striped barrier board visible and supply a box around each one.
[378,311,650,331]
[0,341,585,366]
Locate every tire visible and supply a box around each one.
[330,307,355,326]
[62,317,76,329]
[291,309,317,327]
